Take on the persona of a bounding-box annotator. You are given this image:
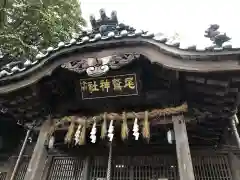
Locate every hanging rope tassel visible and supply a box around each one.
[133,117,139,140]
[74,124,82,145]
[90,119,97,143]
[121,111,128,141]
[64,119,75,144]
[108,120,114,142]
[101,112,107,140]
[142,110,150,142]
[79,121,86,145]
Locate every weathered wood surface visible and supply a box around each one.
[24,119,52,180]
[173,115,195,180]
[228,152,240,180]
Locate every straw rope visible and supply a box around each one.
[48,102,188,143]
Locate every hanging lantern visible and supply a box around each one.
[48,136,55,149]
[167,129,175,144]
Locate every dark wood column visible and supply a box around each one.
[24,119,52,180]
[228,152,240,180]
[5,157,17,180]
[82,156,91,180]
[173,115,195,180]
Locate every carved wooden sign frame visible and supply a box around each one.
[80,73,139,100]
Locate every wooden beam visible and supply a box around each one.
[173,115,195,180]
[24,119,52,180]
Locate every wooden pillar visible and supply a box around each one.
[24,119,52,180]
[82,157,91,180]
[228,152,240,180]
[173,115,195,180]
[39,155,53,180]
[5,157,17,180]
[231,115,240,149]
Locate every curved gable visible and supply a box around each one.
[0,10,240,93]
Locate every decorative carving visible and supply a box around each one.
[61,53,140,77]
[61,59,87,74]
[109,53,140,69]
[205,24,231,47]
[90,8,118,34]
[86,57,110,77]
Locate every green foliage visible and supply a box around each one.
[0,0,86,58]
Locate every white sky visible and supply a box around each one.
[80,0,240,46]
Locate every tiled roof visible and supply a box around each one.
[0,9,238,80]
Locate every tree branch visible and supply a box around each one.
[0,0,8,28]
[0,34,36,50]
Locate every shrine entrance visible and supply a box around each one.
[41,146,234,180]
[13,110,237,180]
[4,56,240,180]
[1,8,240,180]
